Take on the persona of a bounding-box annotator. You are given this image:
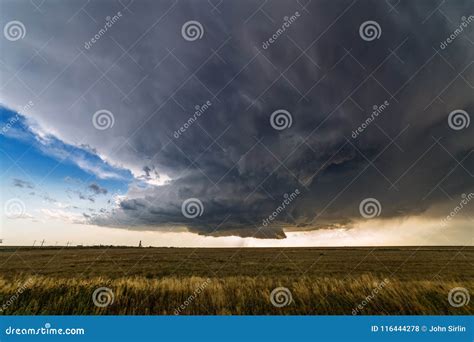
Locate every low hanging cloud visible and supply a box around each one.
[1,1,473,238]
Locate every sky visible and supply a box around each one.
[0,0,473,246]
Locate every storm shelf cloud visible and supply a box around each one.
[1,0,473,239]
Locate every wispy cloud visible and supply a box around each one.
[39,208,85,224]
[12,178,35,189]
[1,107,132,181]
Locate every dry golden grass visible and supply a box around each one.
[0,275,472,315]
[0,247,472,315]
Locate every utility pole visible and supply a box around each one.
[33,240,36,247]
[138,240,142,248]
[40,239,45,247]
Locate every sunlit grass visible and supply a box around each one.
[0,275,472,315]
[0,247,472,315]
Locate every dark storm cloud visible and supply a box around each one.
[2,0,473,238]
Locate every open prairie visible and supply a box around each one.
[0,246,472,315]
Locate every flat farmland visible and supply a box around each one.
[0,246,472,315]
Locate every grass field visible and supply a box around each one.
[0,246,472,315]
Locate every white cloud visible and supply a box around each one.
[39,208,85,224]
